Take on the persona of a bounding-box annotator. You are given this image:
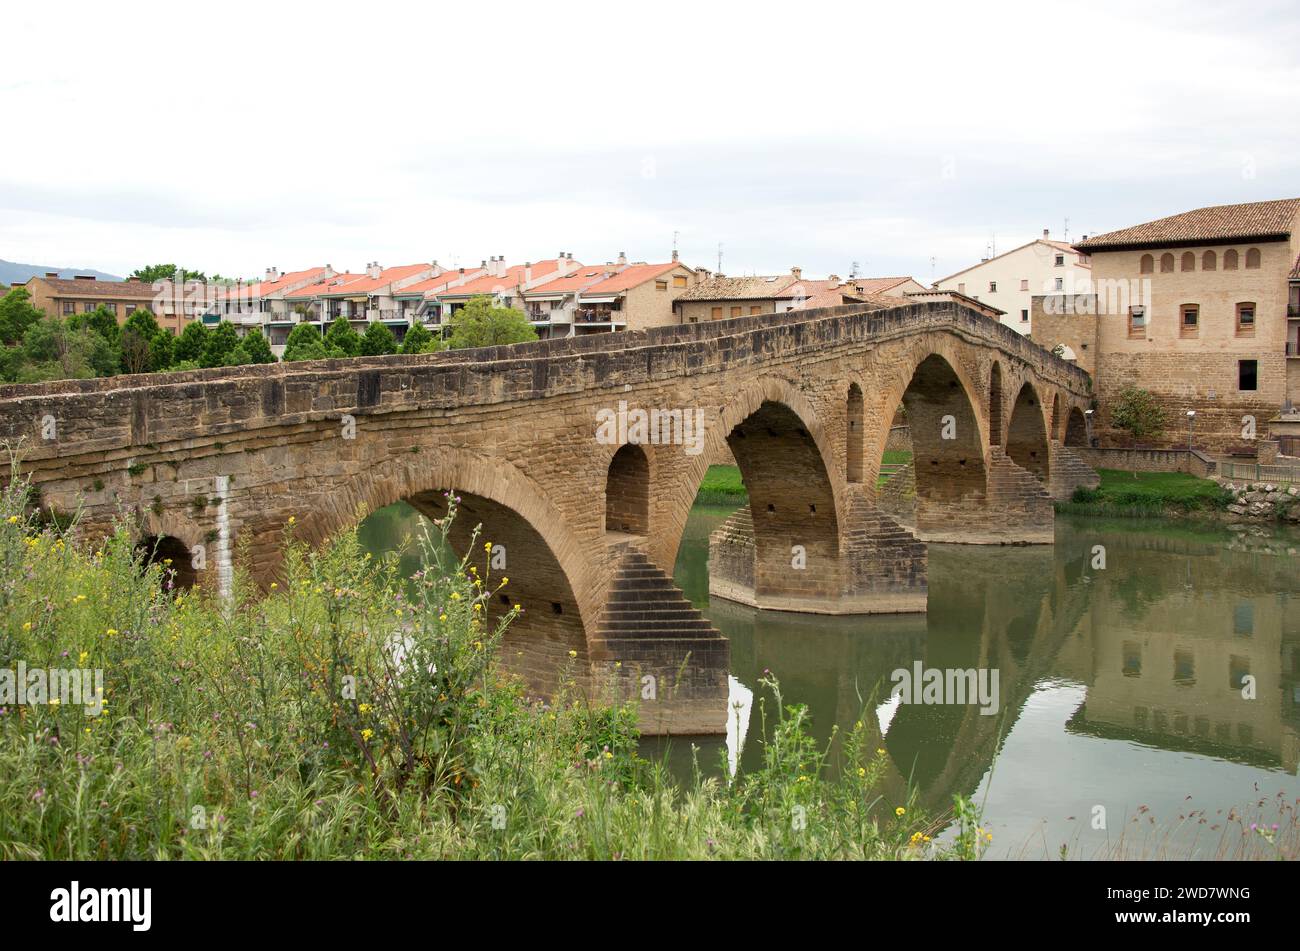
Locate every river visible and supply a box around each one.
[359,500,1300,859]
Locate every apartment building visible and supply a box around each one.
[18,274,190,333]
[1031,198,1300,454]
[935,231,1091,334]
[426,255,581,327]
[522,253,697,338]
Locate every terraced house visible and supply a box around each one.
[19,274,191,333]
[522,252,698,338]
[674,268,923,323]
[1035,198,1300,454]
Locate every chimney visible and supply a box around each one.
[827,274,840,283]
[1042,229,1050,239]
[672,249,679,263]
[791,266,802,281]
[1081,234,1088,241]
[74,275,96,281]
[265,266,280,282]
[45,272,59,278]
[367,262,382,280]
[617,251,627,266]
[524,262,533,284]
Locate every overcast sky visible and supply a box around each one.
[4,0,1299,282]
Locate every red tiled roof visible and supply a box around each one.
[321,263,430,296]
[528,266,617,296]
[29,277,158,299]
[1075,198,1300,251]
[219,266,331,300]
[581,262,682,295]
[397,270,485,298]
[284,273,366,300]
[435,259,575,298]
[677,274,800,301]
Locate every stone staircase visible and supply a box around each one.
[1048,444,1102,500]
[589,542,729,734]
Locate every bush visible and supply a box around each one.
[0,469,961,861]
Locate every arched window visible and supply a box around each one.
[1245,247,1261,269]
[1160,253,1175,273]
[1202,250,1216,271]
[1139,254,1154,274]
[1224,249,1239,270]
[1181,251,1196,271]
[846,383,863,483]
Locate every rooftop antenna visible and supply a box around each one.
[717,242,723,273]
[1063,216,1070,242]
[929,255,936,283]
[673,230,679,255]
[850,260,860,278]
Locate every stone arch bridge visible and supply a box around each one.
[0,300,1098,733]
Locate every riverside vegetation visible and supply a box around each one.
[0,468,983,861]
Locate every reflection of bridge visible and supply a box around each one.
[0,300,1096,733]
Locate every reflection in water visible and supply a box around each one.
[359,500,1300,859]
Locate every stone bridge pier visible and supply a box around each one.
[0,299,1097,735]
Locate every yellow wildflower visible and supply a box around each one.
[106,628,118,636]
[895,806,906,817]
[568,650,577,658]
[360,728,374,742]
[5,515,17,524]
[450,592,461,601]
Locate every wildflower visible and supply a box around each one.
[270,582,278,589]
[450,592,461,601]
[22,622,30,631]
[985,832,992,842]
[568,650,577,658]
[895,806,906,817]
[5,515,16,524]
[439,614,448,622]
[513,604,521,611]
[484,542,492,552]
[288,516,296,526]
[78,652,88,665]
[876,748,886,756]
[358,703,371,714]
[857,767,866,778]
[106,628,118,637]
[49,698,61,707]
[361,728,374,741]
[73,595,86,603]
[603,751,613,760]
[472,604,481,612]
[501,577,508,585]
[333,588,342,598]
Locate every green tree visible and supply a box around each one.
[0,286,44,345]
[446,296,538,349]
[130,264,207,284]
[200,321,240,368]
[174,321,209,364]
[1110,386,1166,446]
[123,308,162,341]
[324,316,361,357]
[149,331,176,372]
[120,327,153,375]
[399,321,442,355]
[19,317,110,381]
[283,322,328,362]
[240,328,277,364]
[67,305,120,346]
[359,321,397,356]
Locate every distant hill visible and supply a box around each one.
[0,259,123,286]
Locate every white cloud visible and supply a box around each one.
[3,0,1299,280]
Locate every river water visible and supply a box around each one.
[359,501,1300,859]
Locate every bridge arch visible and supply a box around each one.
[869,347,990,534]
[1065,406,1089,447]
[605,443,651,534]
[292,448,598,687]
[1006,381,1050,481]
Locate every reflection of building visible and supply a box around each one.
[1067,568,1299,774]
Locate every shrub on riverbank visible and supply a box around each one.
[0,472,967,861]
[1056,469,1232,518]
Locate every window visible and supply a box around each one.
[730,306,741,318]
[62,301,76,315]
[710,306,722,319]
[654,280,668,291]
[1224,249,1239,270]
[1173,650,1196,685]
[1238,359,1258,391]
[1020,279,1029,291]
[989,281,997,292]
[1160,253,1175,273]
[1020,309,1029,322]
[749,305,761,316]
[1236,301,1255,335]
[672,275,687,288]
[1181,251,1195,271]
[83,302,96,313]
[1202,250,1216,270]
[1234,603,1254,637]
[1140,254,1154,274]
[1180,303,1198,336]
[1122,642,1142,677]
[1055,254,1064,267]
[1128,305,1146,338]
[1054,277,1063,290]
[1245,247,1261,269]
[957,282,966,294]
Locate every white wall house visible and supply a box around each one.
[935,230,1091,334]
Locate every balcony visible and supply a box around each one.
[1289,304,1300,319]
[1288,342,1300,358]
[574,309,624,324]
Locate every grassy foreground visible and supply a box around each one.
[0,473,979,861]
[1056,469,1231,518]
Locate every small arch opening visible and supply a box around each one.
[605,443,650,534]
[135,535,198,592]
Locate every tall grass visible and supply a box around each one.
[0,468,978,861]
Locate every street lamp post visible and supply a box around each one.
[1186,410,1196,450]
